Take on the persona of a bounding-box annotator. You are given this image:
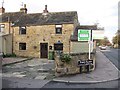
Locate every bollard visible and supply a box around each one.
[79,66,82,73]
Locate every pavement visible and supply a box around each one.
[2,77,50,88]
[2,57,32,66]
[53,50,120,83]
[1,50,120,84]
[2,58,55,80]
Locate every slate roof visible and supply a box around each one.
[14,11,78,26]
[0,11,78,26]
[71,25,97,41]
[0,12,24,23]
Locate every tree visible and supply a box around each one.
[100,37,110,46]
[95,37,111,46]
[112,30,120,48]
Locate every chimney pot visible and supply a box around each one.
[43,5,48,13]
[20,4,27,13]
[24,4,26,8]
[0,7,5,14]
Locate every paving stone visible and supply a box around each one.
[34,76,46,79]
[13,74,26,78]
[2,73,26,78]
[2,58,55,80]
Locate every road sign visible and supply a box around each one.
[78,29,91,41]
[77,60,93,66]
[92,30,104,39]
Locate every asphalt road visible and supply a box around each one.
[101,47,120,70]
[42,80,119,89]
[2,77,119,89]
[2,77,50,89]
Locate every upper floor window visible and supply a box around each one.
[19,26,26,35]
[55,25,62,34]
[0,24,5,32]
[19,43,26,50]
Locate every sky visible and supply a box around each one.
[0,0,119,43]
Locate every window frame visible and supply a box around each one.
[19,43,26,50]
[19,26,26,35]
[54,43,63,51]
[55,24,62,34]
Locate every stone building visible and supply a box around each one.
[0,4,98,59]
[0,5,26,55]
[0,5,79,58]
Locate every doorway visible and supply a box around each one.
[40,43,48,58]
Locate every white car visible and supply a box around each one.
[100,46,107,50]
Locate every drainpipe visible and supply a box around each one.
[11,26,14,54]
[8,17,10,34]
[69,39,71,54]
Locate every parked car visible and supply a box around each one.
[100,45,107,50]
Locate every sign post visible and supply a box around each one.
[88,35,91,59]
[78,29,91,59]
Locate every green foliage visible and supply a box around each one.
[96,37,111,46]
[3,53,16,58]
[112,30,120,45]
[60,54,72,63]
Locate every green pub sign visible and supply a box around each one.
[78,29,90,41]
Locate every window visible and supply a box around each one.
[0,24,5,32]
[55,25,62,34]
[54,43,63,50]
[19,26,26,34]
[19,43,26,50]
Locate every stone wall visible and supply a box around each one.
[13,24,74,58]
[55,50,96,77]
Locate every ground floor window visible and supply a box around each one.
[54,43,63,50]
[19,43,26,50]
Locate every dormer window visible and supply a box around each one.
[19,26,26,35]
[55,25,62,34]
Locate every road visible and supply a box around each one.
[2,77,119,89]
[1,48,120,89]
[101,47,120,70]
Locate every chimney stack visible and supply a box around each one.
[0,7,5,14]
[43,5,48,13]
[20,4,27,13]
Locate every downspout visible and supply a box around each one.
[8,17,10,34]
[69,39,70,54]
[11,26,14,54]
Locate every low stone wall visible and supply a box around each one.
[54,50,96,77]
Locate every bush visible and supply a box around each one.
[60,54,72,63]
[3,53,16,58]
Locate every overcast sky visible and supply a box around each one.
[1,0,119,42]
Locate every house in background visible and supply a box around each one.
[0,33,12,55]
[70,25,97,53]
[0,5,27,55]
